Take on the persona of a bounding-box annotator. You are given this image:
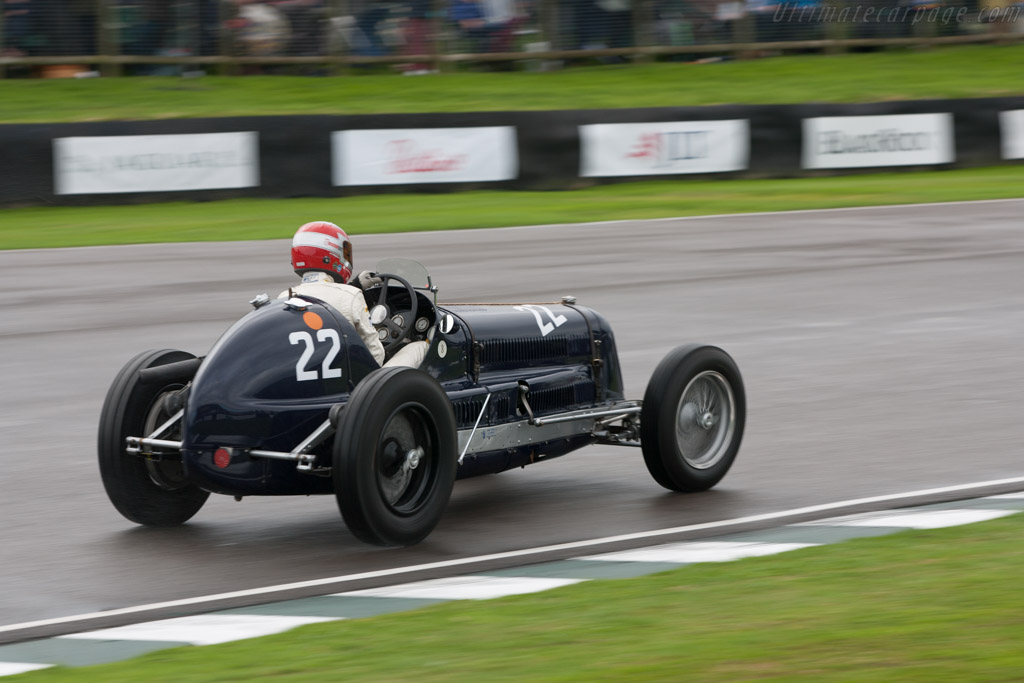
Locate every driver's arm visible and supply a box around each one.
[348,295,386,366]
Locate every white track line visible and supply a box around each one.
[795,508,1016,529]
[0,664,51,677]
[60,615,340,646]
[336,576,583,600]
[2,475,1023,636]
[579,541,817,564]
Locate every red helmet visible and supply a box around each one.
[290,221,352,284]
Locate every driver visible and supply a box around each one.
[280,221,429,370]
[280,221,386,366]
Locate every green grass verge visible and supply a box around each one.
[22,513,1024,681]
[1,45,1023,123]
[3,165,1023,250]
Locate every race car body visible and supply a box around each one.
[100,259,745,546]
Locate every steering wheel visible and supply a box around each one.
[365,272,419,355]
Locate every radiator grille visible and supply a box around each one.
[480,335,590,368]
[528,380,595,413]
[452,397,485,426]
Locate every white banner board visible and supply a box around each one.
[54,132,259,195]
[999,110,1024,160]
[802,113,954,169]
[332,127,518,186]
[579,120,749,177]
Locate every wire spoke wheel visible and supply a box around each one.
[675,371,736,470]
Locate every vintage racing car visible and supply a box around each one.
[99,259,746,546]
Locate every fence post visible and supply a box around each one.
[218,0,239,75]
[733,7,756,59]
[539,0,559,49]
[825,0,848,53]
[432,0,446,72]
[632,0,654,62]
[0,2,6,79]
[326,0,350,75]
[97,0,122,76]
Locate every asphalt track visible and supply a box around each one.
[2,199,1023,638]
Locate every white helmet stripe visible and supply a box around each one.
[293,231,343,257]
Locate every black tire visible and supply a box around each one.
[98,349,209,526]
[641,344,746,492]
[333,367,457,546]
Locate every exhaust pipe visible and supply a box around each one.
[138,357,203,386]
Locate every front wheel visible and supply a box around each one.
[333,367,457,546]
[98,349,209,525]
[641,344,746,492]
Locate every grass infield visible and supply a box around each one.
[2,165,1023,251]
[0,45,1022,123]
[20,512,1024,681]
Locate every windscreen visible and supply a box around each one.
[375,258,431,289]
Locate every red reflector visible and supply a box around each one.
[213,448,231,469]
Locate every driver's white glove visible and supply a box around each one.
[354,270,382,290]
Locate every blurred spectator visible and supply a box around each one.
[482,0,523,52]
[712,0,745,42]
[351,0,391,56]
[228,0,291,56]
[274,0,325,56]
[199,0,221,56]
[747,0,784,42]
[30,0,95,55]
[598,0,631,48]
[450,0,521,52]
[2,0,35,57]
[450,0,491,51]
[572,0,606,48]
[569,0,633,50]
[656,0,732,55]
[402,0,434,73]
[120,1,173,57]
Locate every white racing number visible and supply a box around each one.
[513,305,568,337]
[289,329,343,382]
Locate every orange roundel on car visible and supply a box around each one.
[303,312,323,330]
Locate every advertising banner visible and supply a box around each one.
[332,127,518,186]
[999,110,1024,160]
[54,132,259,195]
[579,120,749,177]
[802,113,954,169]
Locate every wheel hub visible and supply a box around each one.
[404,447,423,472]
[143,391,189,491]
[678,402,699,431]
[377,410,432,509]
[674,371,736,470]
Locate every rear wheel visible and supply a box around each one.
[333,367,457,546]
[641,345,745,492]
[98,349,209,526]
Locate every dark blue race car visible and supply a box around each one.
[99,259,746,546]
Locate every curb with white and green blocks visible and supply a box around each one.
[2,491,1022,677]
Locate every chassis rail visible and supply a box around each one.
[126,399,643,475]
